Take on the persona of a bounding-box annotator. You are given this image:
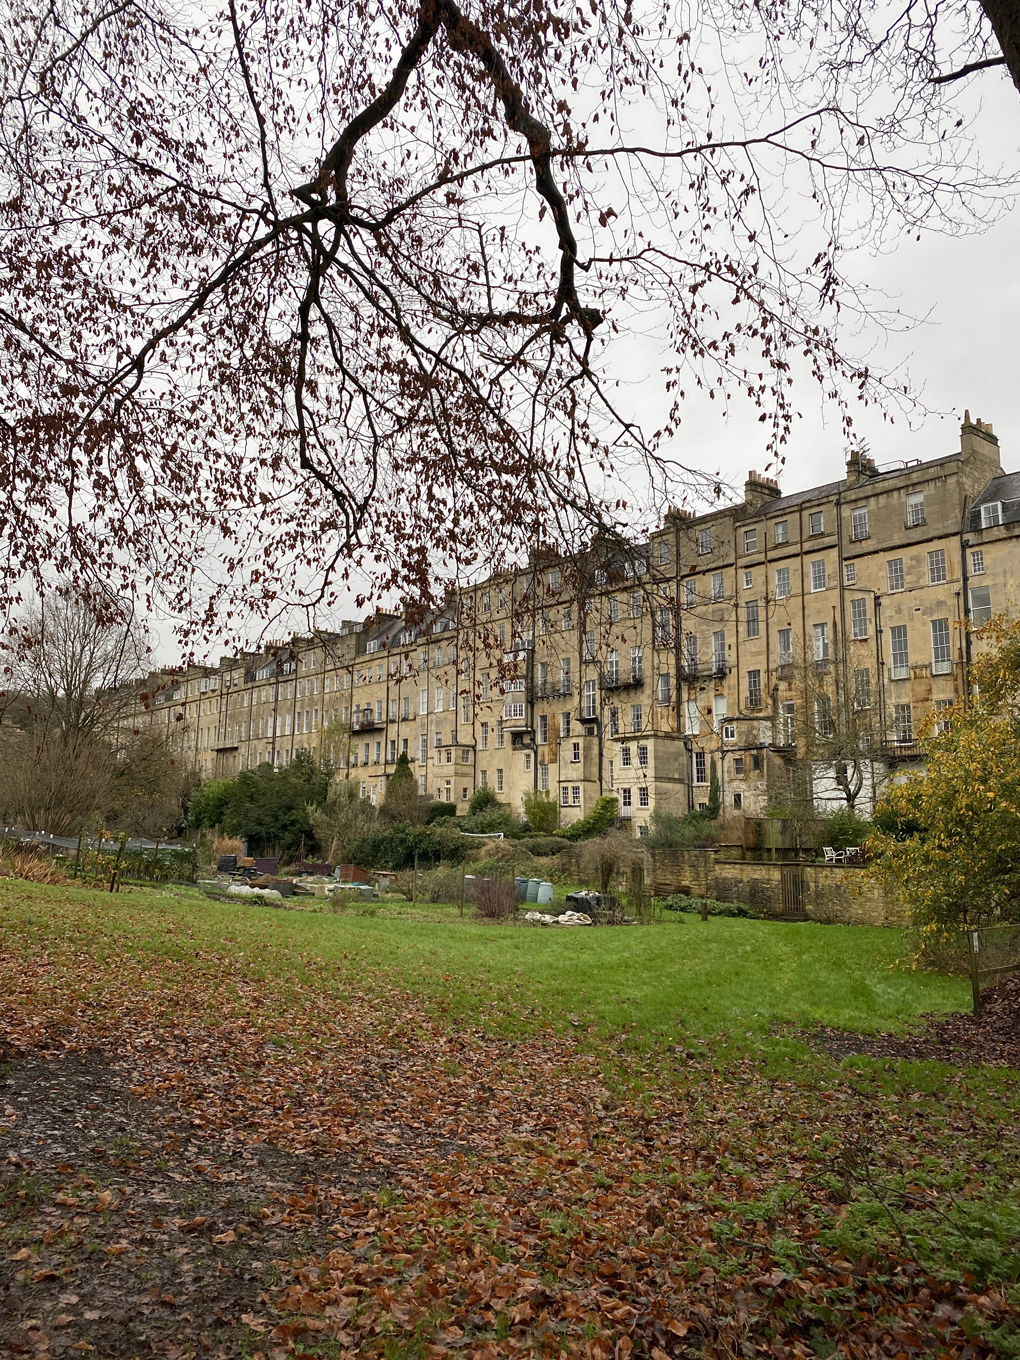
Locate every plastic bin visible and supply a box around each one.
[537,881,554,906]
[526,878,541,903]
[514,876,528,902]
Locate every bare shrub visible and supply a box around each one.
[473,877,515,920]
[578,832,641,899]
[1,733,115,836]
[413,868,465,903]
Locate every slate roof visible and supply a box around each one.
[761,479,845,516]
[969,471,1020,530]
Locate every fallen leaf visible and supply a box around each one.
[213,1230,236,1244]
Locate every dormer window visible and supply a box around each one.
[980,502,1002,528]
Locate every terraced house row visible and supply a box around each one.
[132,415,1018,830]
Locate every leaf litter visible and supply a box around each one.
[1,937,1018,1359]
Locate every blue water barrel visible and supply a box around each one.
[537,881,554,906]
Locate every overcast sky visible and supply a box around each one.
[647,71,1020,503]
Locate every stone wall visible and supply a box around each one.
[644,849,907,927]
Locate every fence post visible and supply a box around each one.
[459,864,466,919]
[72,831,84,880]
[109,832,127,893]
[412,852,418,906]
[969,928,982,1014]
[701,898,708,923]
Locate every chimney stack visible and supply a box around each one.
[960,411,1001,467]
[744,469,781,509]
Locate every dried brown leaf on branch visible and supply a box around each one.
[0,0,1014,641]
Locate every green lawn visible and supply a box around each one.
[5,873,1020,1334]
[0,877,969,1047]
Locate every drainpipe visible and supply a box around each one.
[874,593,887,747]
[959,495,972,707]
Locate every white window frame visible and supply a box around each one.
[930,618,952,674]
[890,624,910,679]
[583,679,597,719]
[970,585,992,624]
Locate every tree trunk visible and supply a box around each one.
[980,0,1020,93]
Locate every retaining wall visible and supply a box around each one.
[644,849,907,927]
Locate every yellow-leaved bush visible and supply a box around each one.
[869,614,1020,940]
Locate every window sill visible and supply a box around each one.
[905,518,927,528]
